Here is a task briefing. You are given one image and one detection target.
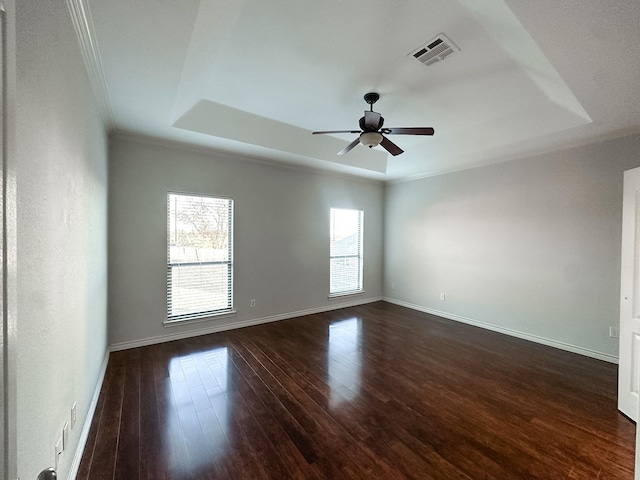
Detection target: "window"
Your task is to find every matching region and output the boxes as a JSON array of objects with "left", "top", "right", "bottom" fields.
[
  {"left": 329, "top": 208, "right": 364, "bottom": 296},
  {"left": 167, "top": 193, "right": 233, "bottom": 321}
]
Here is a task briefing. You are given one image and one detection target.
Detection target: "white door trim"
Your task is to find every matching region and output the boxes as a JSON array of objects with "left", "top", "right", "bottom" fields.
[
  {"left": 1, "top": 0, "right": 17, "bottom": 478},
  {"left": 618, "top": 166, "right": 640, "bottom": 420}
]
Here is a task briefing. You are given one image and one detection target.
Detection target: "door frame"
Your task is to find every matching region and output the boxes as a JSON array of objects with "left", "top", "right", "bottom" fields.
[
  {"left": 1, "top": 0, "right": 17, "bottom": 479},
  {"left": 619, "top": 166, "right": 640, "bottom": 420}
]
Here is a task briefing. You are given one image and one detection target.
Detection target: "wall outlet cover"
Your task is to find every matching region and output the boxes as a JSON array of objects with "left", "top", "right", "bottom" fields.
[
  {"left": 71, "top": 402, "right": 77, "bottom": 429},
  {"left": 63, "top": 422, "right": 69, "bottom": 450}
]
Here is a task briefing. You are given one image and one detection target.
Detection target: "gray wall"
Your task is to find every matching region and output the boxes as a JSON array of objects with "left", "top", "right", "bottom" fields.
[
  {"left": 108, "top": 135, "right": 384, "bottom": 347},
  {"left": 11, "top": 2, "right": 639, "bottom": 477},
  {"left": 384, "top": 134, "right": 640, "bottom": 360},
  {"left": 15, "top": 1, "right": 108, "bottom": 478}
]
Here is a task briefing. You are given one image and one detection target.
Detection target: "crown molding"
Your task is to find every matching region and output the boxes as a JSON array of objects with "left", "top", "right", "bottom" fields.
[
  {"left": 110, "top": 130, "right": 386, "bottom": 186},
  {"left": 65, "top": 0, "right": 116, "bottom": 130},
  {"left": 389, "top": 126, "right": 640, "bottom": 185}
]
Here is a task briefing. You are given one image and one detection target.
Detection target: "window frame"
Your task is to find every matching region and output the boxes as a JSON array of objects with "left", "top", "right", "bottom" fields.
[
  {"left": 329, "top": 207, "right": 364, "bottom": 297},
  {"left": 166, "top": 191, "right": 235, "bottom": 323}
]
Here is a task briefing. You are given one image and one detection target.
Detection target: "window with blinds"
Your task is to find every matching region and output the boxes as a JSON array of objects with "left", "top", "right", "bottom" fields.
[
  {"left": 329, "top": 208, "right": 364, "bottom": 296},
  {"left": 167, "top": 193, "right": 233, "bottom": 321}
]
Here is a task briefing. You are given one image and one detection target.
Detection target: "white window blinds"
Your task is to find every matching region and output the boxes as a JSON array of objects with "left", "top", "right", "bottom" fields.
[
  {"left": 330, "top": 208, "right": 364, "bottom": 295},
  {"left": 167, "top": 193, "right": 233, "bottom": 321}
]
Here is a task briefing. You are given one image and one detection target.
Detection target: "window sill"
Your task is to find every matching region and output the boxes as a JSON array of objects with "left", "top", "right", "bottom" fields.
[
  {"left": 163, "top": 310, "right": 237, "bottom": 328},
  {"left": 328, "top": 290, "right": 365, "bottom": 299}
]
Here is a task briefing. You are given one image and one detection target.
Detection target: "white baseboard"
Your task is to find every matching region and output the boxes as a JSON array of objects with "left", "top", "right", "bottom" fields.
[
  {"left": 68, "top": 349, "right": 110, "bottom": 480},
  {"left": 110, "top": 296, "right": 383, "bottom": 352},
  {"left": 383, "top": 297, "right": 619, "bottom": 364}
]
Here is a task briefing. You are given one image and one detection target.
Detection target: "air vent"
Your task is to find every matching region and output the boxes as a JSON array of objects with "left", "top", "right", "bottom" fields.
[{"left": 410, "top": 33, "right": 459, "bottom": 67}]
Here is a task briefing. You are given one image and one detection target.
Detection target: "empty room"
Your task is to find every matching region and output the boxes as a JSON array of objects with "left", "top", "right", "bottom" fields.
[{"left": 5, "top": 0, "right": 640, "bottom": 479}]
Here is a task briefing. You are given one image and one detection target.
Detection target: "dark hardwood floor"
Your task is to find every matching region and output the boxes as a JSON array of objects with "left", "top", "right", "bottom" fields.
[{"left": 77, "top": 302, "right": 635, "bottom": 479}]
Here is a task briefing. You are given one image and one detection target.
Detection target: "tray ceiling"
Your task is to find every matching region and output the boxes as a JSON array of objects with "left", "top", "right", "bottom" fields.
[{"left": 83, "top": 0, "right": 640, "bottom": 180}]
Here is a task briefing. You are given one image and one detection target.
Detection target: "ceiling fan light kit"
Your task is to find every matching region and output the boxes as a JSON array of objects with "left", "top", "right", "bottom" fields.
[
  {"left": 360, "top": 131, "right": 383, "bottom": 148},
  {"left": 312, "top": 92, "right": 434, "bottom": 156}
]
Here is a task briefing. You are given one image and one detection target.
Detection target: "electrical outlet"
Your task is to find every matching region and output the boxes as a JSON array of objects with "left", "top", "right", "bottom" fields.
[
  {"left": 250, "top": 299, "right": 256, "bottom": 307},
  {"left": 440, "top": 293, "right": 446, "bottom": 301},
  {"left": 391, "top": 282, "right": 396, "bottom": 290},
  {"left": 71, "top": 402, "right": 77, "bottom": 429},
  {"left": 63, "top": 422, "right": 69, "bottom": 450},
  {"left": 609, "top": 326, "right": 620, "bottom": 338}
]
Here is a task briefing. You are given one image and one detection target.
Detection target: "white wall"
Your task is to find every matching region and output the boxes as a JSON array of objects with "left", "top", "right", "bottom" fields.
[
  {"left": 15, "top": 1, "right": 108, "bottom": 479},
  {"left": 108, "top": 135, "right": 384, "bottom": 347},
  {"left": 384, "top": 134, "right": 640, "bottom": 361}
]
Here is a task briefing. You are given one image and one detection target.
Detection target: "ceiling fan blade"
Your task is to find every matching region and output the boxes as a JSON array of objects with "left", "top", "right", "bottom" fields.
[
  {"left": 337, "top": 138, "right": 361, "bottom": 156},
  {"left": 380, "top": 136, "right": 404, "bottom": 156},
  {"left": 313, "top": 130, "right": 361, "bottom": 135},
  {"left": 382, "top": 127, "right": 435, "bottom": 135},
  {"left": 364, "top": 111, "right": 382, "bottom": 130}
]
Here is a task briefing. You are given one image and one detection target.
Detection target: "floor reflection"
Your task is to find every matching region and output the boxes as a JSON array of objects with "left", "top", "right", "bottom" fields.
[
  {"left": 328, "top": 317, "right": 362, "bottom": 407},
  {"left": 165, "top": 346, "right": 230, "bottom": 475}
]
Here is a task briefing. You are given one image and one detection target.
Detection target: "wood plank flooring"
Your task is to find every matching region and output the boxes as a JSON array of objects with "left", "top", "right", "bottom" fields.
[{"left": 77, "top": 302, "right": 635, "bottom": 479}]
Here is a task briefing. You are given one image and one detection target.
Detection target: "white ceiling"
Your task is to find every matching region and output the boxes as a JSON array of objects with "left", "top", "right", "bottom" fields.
[{"left": 84, "top": 0, "right": 640, "bottom": 181}]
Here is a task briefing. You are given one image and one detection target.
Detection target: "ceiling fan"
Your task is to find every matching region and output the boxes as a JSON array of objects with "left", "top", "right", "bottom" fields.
[{"left": 312, "top": 92, "right": 435, "bottom": 156}]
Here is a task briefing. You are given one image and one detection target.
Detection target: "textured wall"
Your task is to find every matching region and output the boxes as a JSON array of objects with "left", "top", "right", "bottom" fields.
[
  {"left": 108, "top": 135, "right": 384, "bottom": 346},
  {"left": 15, "top": 1, "right": 108, "bottom": 478},
  {"left": 384, "top": 134, "right": 640, "bottom": 360}
]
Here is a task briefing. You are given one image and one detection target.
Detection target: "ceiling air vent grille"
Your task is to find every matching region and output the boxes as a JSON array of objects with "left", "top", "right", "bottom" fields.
[{"left": 410, "top": 33, "right": 459, "bottom": 67}]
